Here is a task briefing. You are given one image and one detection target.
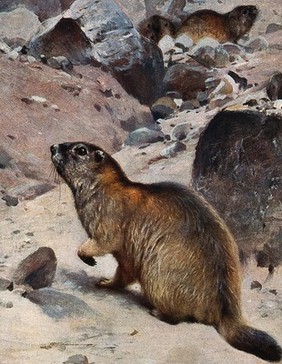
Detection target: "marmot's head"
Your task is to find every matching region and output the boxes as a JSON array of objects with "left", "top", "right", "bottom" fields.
[{"left": 228, "top": 5, "right": 258, "bottom": 42}]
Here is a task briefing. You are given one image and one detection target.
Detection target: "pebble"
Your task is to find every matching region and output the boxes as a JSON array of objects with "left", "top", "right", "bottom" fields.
[
  {"left": 171, "top": 122, "right": 192, "bottom": 141},
  {"left": 0, "top": 277, "right": 13, "bottom": 291},
  {"left": 160, "top": 142, "right": 186, "bottom": 158},
  {"left": 63, "top": 354, "right": 89, "bottom": 364},
  {"left": 124, "top": 127, "right": 165, "bottom": 146}
]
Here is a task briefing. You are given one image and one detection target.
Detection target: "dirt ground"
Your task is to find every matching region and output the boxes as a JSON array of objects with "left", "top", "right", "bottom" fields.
[{"left": 0, "top": 176, "right": 281, "bottom": 364}]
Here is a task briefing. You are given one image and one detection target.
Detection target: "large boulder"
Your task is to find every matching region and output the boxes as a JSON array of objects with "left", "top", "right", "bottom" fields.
[
  {"left": 28, "top": 0, "right": 165, "bottom": 105},
  {"left": 192, "top": 110, "right": 282, "bottom": 265}
]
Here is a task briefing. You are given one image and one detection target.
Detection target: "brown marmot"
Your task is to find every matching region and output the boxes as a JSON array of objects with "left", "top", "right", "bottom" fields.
[
  {"left": 139, "top": 5, "right": 258, "bottom": 44},
  {"left": 51, "top": 142, "right": 282, "bottom": 362}
]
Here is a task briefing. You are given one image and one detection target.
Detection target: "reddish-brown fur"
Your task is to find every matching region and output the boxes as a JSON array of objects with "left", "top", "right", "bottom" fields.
[
  {"left": 138, "top": 5, "right": 258, "bottom": 44},
  {"left": 51, "top": 142, "right": 282, "bottom": 362}
]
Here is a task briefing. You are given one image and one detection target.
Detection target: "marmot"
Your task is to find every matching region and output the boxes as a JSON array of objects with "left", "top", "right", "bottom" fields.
[
  {"left": 139, "top": 5, "right": 258, "bottom": 44},
  {"left": 51, "top": 142, "right": 282, "bottom": 362}
]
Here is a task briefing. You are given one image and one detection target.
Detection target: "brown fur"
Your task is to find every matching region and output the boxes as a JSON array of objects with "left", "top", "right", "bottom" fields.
[
  {"left": 51, "top": 142, "right": 282, "bottom": 362},
  {"left": 138, "top": 14, "right": 176, "bottom": 43},
  {"left": 139, "top": 6, "right": 258, "bottom": 44}
]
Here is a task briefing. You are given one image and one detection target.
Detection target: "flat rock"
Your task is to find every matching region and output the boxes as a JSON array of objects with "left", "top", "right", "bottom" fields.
[{"left": 124, "top": 127, "right": 165, "bottom": 146}]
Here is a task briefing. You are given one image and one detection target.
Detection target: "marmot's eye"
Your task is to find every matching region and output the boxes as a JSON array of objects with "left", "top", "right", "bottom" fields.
[
  {"left": 242, "top": 9, "right": 248, "bottom": 15},
  {"left": 74, "top": 146, "right": 88, "bottom": 156}
]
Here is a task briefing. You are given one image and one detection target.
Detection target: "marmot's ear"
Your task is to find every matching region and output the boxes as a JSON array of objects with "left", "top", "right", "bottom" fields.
[{"left": 94, "top": 149, "right": 105, "bottom": 163}]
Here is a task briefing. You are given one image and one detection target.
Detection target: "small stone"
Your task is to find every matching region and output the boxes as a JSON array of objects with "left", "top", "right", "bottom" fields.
[
  {"left": 266, "top": 23, "right": 282, "bottom": 34},
  {"left": 189, "top": 37, "right": 229, "bottom": 68},
  {"left": 269, "top": 289, "right": 278, "bottom": 296},
  {"left": 179, "top": 99, "right": 200, "bottom": 111},
  {"left": 171, "top": 122, "right": 192, "bottom": 141},
  {"left": 0, "top": 40, "right": 11, "bottom": 54},
  {"left": 160, "top": 142, "right": 186, "bottom": 158},
  {"left": 27, "top": 55, "right": 36, "bottom": 64},
  {"left": 124, "top": 128, "right": 165, "bottom": 146},
  {"left": 0, "top": 300, "right": 13, "bottom": 309},
  {"left": 7, "top": 50, "right": 19, "bottom": 61},
  {"left": 63, "top": 354, "right": 88, "bottom": 364},
  {"left": 2, "top": 194, "right": 19, "bottom": 207},
  {"left": 244, "top": 36, "right": 268, "bottom": 52},
  {"left": 174, "top": 34, "right": 193, "bottom": 51},
  {"left": 266, "top": 72, "right": 282, "bottom": 101},
  {"left": 13, "top": 247, "right": 57, "bottom": 289},
  {"left": 31, "top": 95, "right": 48, "bottom": 104},
  {"left": 158, "top": 35, "right": 175, "bottom": 54},
  {"left": 250, "top": 280, "right": 262, "bottom": 291},
  {"left": 0, "top": 277, "right": 13, "bottom": 291},
  {"left": 274, "top": 100, "right": 282, "bottom": 109}
]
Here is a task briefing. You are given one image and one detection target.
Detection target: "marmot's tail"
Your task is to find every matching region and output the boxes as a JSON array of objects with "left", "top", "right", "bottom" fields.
[{"left": 219, "top": 319, "right": 282, "bottom": 362}]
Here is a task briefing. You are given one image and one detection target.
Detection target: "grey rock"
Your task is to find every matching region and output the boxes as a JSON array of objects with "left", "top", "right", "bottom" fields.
[
  {"left": 171, "top": 122, "right": 192, "bottom": 141},
  {"left": 13, "top": 247, "right": 57, "bottom": 289},
  {"left": 0, "top": 40, "right": 11, "bottom": 54},
  {"left": 7, "top": 50, "right": 19, "bottom": 61},
  {"left": 124, "top": 127, "right": 165, "bottom": 146},
  {"left": 0, "top": 8, "right": 41, "bottom": 47},
  {"left": 2, "top": 194, "right": 19, "bottom": 207},
  {"left": 26, "top": 288, "right": 94, "bottom": 319},
  {"left": 29, "top": 0, "right": 164, "bottom": 105},
  {"left": 160, "top": 142, "right": 186, "bottom": 158},
  {"left": 266, "top": 23, "right": 282, "bottom": 34},
  {"left": 6, "top": 181, "right": 53, "bottom": 201},
  {"left": 189, "top": 38, "right": 229, "bottom": 68},
  {"left": 179, "top": 99, "right": 200, "bottom": 111},
  {"left": 63, "top": 354, "right": 89, "bottom": 364},
  {"left": 244, "top": 36, "right": 269, "bottom": 52}
]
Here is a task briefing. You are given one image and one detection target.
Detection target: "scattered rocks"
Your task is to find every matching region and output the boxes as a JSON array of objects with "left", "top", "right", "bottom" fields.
[
  {"left": 266, "top": 23, "right": 282, "bottom": 34},
  {"left": 171, "top": 122, "right": 192, "bottom": 141},
  {"left": 13, "top": 247, "right": 57, "bottom": 289},
  {"left": 124, "top": 127, "right": 165, "bottom": 146},
  {"left": 266, "top": 72, "right": 282, "bottom": 101},
  {"left": 174, "top": 34, "right": 193, "bottom": 51}
]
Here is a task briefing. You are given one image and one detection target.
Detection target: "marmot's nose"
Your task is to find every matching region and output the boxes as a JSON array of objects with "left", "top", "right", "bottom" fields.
[{"left": 50, "top": 144, "right": 59, "bottom": 156}]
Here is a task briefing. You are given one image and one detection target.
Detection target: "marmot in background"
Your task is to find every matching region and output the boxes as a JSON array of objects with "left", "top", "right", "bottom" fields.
[
  {"left": 138, "top": 5, "right": 258, "bottom": 44},
  {"left": 138, "top": 14, "right": 176, "bottom": 43},
  {"left": 51, "top": 142, "right": 282, "bottom": 362}
]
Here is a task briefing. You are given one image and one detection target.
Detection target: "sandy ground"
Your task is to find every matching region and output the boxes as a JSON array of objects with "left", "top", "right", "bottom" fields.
[{"left": 0, "top": 174, "right": 281, "bottom": 364}]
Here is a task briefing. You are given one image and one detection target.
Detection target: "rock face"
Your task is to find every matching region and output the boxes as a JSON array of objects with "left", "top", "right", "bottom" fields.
[
  {"left": 28, "top": 0, "right": 165, "bottom": 105},
  {"left": 192, "top": 110, "right": 282, "bottom": 265}
]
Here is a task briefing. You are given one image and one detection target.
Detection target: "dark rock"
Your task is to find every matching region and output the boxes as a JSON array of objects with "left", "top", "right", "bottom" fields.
[
  {"left": 266, "top": 23, "right": 282, "bottom": 34},
  {"left": 13, "top": 247, "right": 57, "bottom": 289},
  {"left": 124, "top": 127, "right": 165, "bottom": 146},
  {"left": 151, "top": 97, "right": 177, "bottom": 120},
  {"left": 29, "top": 0, "right": 165, "bottom": 105},
  {"left": 266, "top": 72, "right": 282, "bottom": 101},
  {"left": 228, "top": 71, "right": 248, "bottom": 91},
  {"left": 0, "top": 277, "right": 13, "bottom": 291},
  {"left": 163, "top": 64, "right": 208, "bottom": 101},
  {"left": 192, "top": 110, "right": 282, "bottom": 264},
  {"left": 26, "top": 288, "right": 94, "bottom": 319},
  {"left": 179, "top": 99, "right": 200, "bottom": 111},
  {"left": 250, "top": 281, "right": 262, "bottom": 291},
  {"left": 2, "top": 194, "right": 19, "bottom": 207},
  {"left": 63, "top": 354, "right": 89, "bottom": 364}
]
